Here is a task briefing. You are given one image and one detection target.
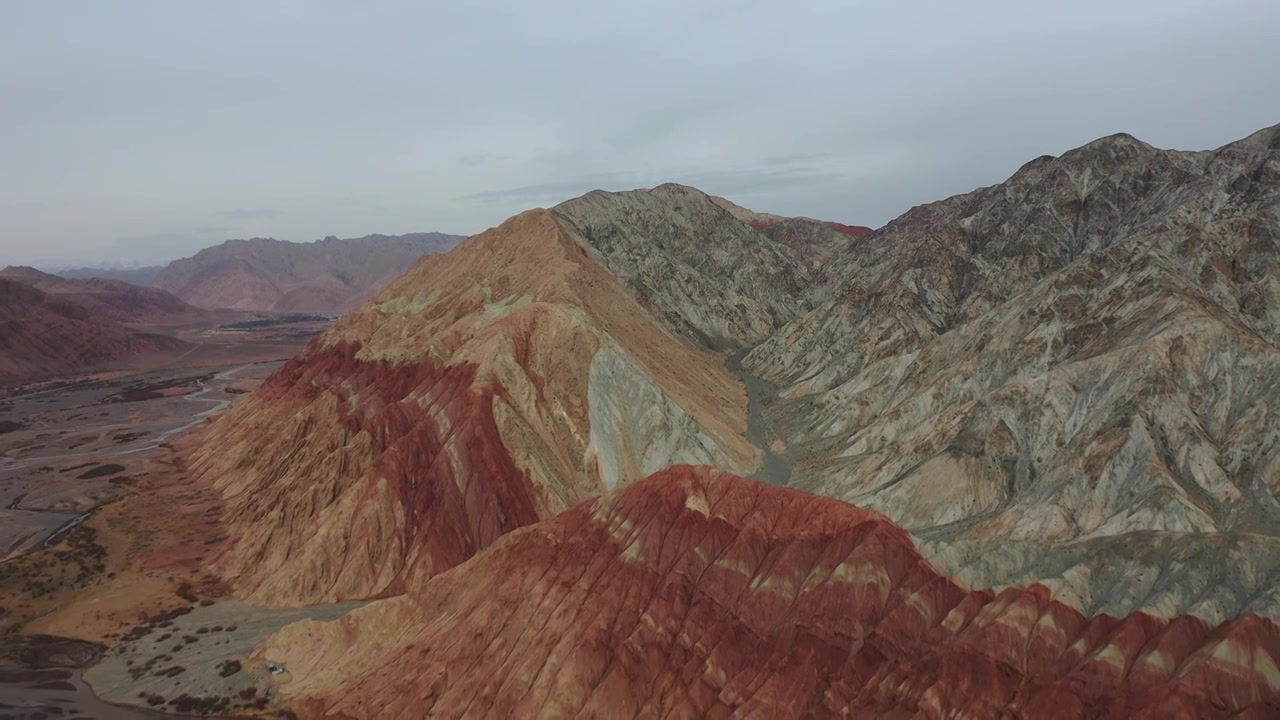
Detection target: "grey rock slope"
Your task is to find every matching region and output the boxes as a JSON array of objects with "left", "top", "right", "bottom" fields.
[
  {"left": 746, "top": 124, "right": 1280, "bottom": 621},
  {"left": 552, "top": 184, "right": 812, "bottom": 349}
]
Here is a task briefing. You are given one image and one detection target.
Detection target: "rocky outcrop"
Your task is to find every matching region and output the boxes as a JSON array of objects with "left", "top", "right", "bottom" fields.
[
  {"left": 256, "top": 466, "right": 1280, "bottom": 719},
  {"left": 746, "top": 124, "right": 1280, "bottom": 620},
  {"left": 553, "top": 184, "right": 810, "bottom": 348},
  {"left": 0, "top": 277, "right": 187, "bottom": 386},
  {"left": 151, "top": 233, "right": 463, "bottom": 312},
  {"left": 190, "top": 210, "right": 758, "bottom": 605}
]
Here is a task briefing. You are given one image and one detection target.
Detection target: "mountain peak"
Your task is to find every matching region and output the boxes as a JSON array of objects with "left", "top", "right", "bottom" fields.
[
  {"left": 553, "top": 185, "right": 809, "bottom": 347},
  {"left": 0, "top": 265, "right": 56, "bottom": 283}
]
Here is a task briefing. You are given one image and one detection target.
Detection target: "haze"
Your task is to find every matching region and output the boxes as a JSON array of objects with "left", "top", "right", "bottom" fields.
[{"left": 2, "top": 0, "right": 1278, "bottom": 267}]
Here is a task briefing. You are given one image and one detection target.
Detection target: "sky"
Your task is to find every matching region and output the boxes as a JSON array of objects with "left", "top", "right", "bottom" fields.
[{"left": 2, "top": 1, "right": 1279, "bottom": 268}]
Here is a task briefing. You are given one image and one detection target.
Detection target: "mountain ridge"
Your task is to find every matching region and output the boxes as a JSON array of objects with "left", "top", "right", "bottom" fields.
[
  {"left": 0, "top": 265, "right": 214, "bottom": 330},
  {"left": 0, "top": 276, "right": 189, "bottom": 385},
  {"left": 186, "top": 207, "right": 761, "bottom": 605},
  {"left": 150, "top": 232, "right": 464, "bottom": 313}
]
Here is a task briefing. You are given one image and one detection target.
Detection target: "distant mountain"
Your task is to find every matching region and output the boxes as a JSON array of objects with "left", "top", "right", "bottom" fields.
[
  {"left": 710, "top": 194, "right": 873, "bottom": 237},
  {"left": 57, "top": 265, "right": 164, "bottom": 286},
  {"left": 150, "top": 232, "right": 464, "bottom": 312},
  {"left": 0, "top": 277, "right": 187, "bottom": 386},
  {"left": 0, "top": 266, "right": 213, "bottom": 330}
]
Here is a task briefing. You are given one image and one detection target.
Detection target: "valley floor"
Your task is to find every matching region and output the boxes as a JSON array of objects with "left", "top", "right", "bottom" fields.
[{"left": 0, "top": 331, "right": 326, "bottom": 716}]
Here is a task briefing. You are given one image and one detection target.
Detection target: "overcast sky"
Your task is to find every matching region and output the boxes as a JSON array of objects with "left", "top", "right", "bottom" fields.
[{"left": 2, "top": 1, "right": 1278, "bottom": 267}]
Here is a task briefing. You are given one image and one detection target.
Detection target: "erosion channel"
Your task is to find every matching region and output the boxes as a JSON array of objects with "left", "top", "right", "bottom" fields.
[{"left": 727, "top": 348, "right": 792, "bottom": 486}]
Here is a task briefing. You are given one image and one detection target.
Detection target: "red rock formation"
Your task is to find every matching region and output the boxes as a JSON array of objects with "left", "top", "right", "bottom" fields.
[
  {"left": 219, "top": 341, "right": 544, "bottom": 601},
  {"left": 192, "top": 209, "right": 757, "bottom": 605},
  {"left": 821, "top": 220, "right": 874, "bottom": 237},
  {"left": 260, "top": 466, "right": 1280, "bottom": 718}
]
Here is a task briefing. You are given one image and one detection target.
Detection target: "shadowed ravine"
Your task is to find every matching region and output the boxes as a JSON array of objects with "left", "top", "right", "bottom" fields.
[{"left": 727, "top": 348, "right": 792, "bottom": 485}]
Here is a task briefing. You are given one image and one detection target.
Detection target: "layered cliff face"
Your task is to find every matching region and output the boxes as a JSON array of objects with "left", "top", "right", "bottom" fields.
[
  {"left": 747, "top": 125, "right": 1280, "bottom": 620},
  {"left": 151, "top": 232, "right": 463, "bottom": 312},
  {"left": 256, "top": 466, "right": 1280, "bottom": 719},
  {"left": 0, "top": 277, "right": 187, "bottom": 386},
  {"left": 190, "top": 208, "right": 759, "bottom": 605}
]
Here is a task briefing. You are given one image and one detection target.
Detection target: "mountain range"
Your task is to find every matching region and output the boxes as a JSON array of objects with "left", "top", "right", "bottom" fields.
[
  {"left": 51, "top": 232, "right": 464, "bottom": 314},
  {"left": 14, "top": 123, "right": 1280, "bottom": 716},
  {"left": 170, "top": 125, "right": 1280, "bottom": 714},
  {"left": 0, "top": 275, "right": 190, "bottom": 386},
  {"left": 0, "top": 266, "right": 214, "bottom": 330},
  {"left": 149, "top": 233, "right": 463, "bottom": 313},
  {"left": 58, "top": 265, "right": 164, "bottom": 287}
]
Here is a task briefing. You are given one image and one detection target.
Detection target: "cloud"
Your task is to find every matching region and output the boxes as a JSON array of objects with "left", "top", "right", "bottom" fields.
[
  {"left": 192, "top": 224, "right": 234, "bottom": 235},
  {"left": 219, "top": 208, "right": 283, "bottom": 221},
  {"left": 3, "top": 1, "right": 1278, "bottom": 266},
  {"left": 762, "top": 153, "right": 826, "bottom": 166},
  {"left": 461, "top": 164, "right": 844, "bottom": 205},
  {"left": 109, "top": 231, "right": 217, "bottom": 262},
  {"left": 457, "top": 153, "right": 512, "bottom": 167}
]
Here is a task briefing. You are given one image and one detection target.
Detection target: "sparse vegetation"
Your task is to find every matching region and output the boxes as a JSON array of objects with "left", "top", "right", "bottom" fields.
[
  {"left": 0, "top": 524, "right": 108, "bottom": 628},
  {"left": 76, "top": 463, "right": 126, "bottom": 479},
  {"left": 220, "top": 314, "right": 330, "bottom": 330},
  {"left": 175, "top": 581, "right": 199, "bottom": 603}
]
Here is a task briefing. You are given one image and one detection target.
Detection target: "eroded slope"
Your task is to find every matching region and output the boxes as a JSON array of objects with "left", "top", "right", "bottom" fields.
[
  {"left": 747, "top": 125, "right": 1280, "bottom": 620},
  {"left": 189, "top": 209, "right": 758, "bottom": 606},
  {"left": 256, "top": 466, "right": 1280, "bottom": 719}
]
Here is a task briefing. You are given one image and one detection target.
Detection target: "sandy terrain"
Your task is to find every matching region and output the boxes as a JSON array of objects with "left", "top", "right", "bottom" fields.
[{"left": 0, "top": 326, "right": 330, "bottom": 715}]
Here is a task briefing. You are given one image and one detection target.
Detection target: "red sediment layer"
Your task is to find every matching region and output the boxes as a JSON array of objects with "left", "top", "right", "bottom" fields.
[
  {"left": 821, "top": 220, "right": 874, "bottom": 237},
  {"left": 298, "top": 465, "right": 1280, "bottom": 718},
  {"left": 217, "top": 342, "right": 543, "bottom": 598}
]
